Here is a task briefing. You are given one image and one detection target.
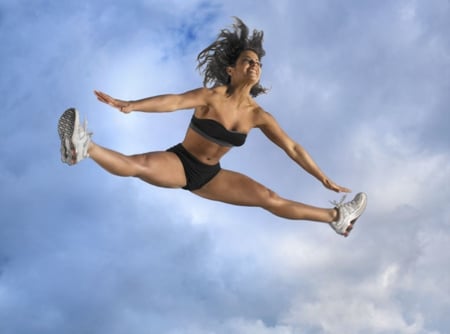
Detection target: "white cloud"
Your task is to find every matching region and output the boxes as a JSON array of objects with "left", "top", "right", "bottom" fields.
[
  {"left": 350, "top": 126, "right": 450, "bottom": 213},
  {"left": 284, "top": 294, "right": 427, "bottom": 334}
]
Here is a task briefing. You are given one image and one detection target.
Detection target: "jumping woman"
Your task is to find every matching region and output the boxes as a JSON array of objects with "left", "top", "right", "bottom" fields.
[{"left": 58, "top": 18, "right": 367, "bottom": 237}]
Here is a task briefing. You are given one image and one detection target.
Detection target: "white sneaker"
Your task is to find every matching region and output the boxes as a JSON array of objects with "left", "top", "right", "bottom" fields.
[
  {"left": 58, "top": 108, "right": 92, "bottom": 165},
  {"left": 330, "top": 192, "right": 367, "bottom": 236}
]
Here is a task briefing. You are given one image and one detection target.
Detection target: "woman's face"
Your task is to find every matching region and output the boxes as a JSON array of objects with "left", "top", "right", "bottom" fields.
[{"left": 228, "top": 50, "right": 262, "bottom": 85}]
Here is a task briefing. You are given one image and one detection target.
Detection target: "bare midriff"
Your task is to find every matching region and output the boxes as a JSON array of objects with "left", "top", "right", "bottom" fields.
[{"left": 181, "top": 128, "right": 232, "bottom": 165}]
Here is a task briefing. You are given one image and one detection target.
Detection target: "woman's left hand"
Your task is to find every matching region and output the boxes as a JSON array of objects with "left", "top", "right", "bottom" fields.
[{"left": 322, "top": 178, "right": 351, "bottom": 193}]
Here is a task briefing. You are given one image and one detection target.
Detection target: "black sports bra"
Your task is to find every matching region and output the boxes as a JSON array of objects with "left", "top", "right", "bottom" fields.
[{"left": 189, "top": 115, "right": 247, "bottom": 147}]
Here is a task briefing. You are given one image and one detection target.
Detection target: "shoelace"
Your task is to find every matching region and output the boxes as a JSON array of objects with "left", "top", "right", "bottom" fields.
[
  {"left": 330, "top": 195, "right": 347, "bottom": 208},
  {"left": 81, "top": 119, "right": 93, "bottom": 138},
  {"left": 78, "top": 119, "right": 93, "bottom": 158}
]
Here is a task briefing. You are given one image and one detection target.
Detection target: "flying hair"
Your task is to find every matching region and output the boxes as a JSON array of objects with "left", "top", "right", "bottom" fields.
[{"left": 197, "top": 17, "right": 267, "bottom": 97}]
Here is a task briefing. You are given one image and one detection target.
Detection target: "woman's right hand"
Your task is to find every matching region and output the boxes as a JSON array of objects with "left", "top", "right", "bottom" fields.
[{"left": 94, "top": 90, "right": 133, "bottom": 113}]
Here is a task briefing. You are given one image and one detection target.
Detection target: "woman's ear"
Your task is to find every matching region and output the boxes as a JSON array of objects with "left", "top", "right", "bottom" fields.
[{"left": 226, "top": 66, "right": 233, "bottom": 77}]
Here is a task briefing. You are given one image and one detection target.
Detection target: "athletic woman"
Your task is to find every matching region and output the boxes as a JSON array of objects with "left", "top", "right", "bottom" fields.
[{"left": 58, "top": 18, "right": 367, "bottom": 236}]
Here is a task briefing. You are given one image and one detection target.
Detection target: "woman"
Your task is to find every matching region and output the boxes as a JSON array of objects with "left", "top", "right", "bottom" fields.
[{"left": 58, "top": 18, "right": 367, "bottom": 237}]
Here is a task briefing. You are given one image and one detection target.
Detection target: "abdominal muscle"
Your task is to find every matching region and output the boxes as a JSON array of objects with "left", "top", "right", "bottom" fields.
[{"left": 181, "top": 128, "right": 232, "bottom": 165}]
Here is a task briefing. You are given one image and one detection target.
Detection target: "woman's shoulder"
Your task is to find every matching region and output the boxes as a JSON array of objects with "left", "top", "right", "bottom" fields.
[
  {"left": 250, "top": 102, "right": 267, "bottom": 116},
  {"left": 186, "top": 87, "right": 220, "bottom": 105},
  {"left": 250, "top": 106, "right": 277, "bottom": 128},
  {"left": 194, "top": 86, "right": 225, "bottom": 99},
  {"left": 209, "top": 85, "right": 228, "bottom": 95}
]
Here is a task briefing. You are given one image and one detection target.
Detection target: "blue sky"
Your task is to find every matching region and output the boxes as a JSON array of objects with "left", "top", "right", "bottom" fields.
[{"left": 1, "top": 0, "right": 449, "bottom": 333}]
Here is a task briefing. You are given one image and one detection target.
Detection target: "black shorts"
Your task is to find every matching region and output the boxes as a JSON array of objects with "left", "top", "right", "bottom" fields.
[{"left": 166, "top": 143, "right": 221, "bottom": 191}]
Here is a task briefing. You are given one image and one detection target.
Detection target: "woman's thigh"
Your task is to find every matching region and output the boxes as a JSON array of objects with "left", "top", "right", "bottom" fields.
[
  {"left": 192, "top": 169, "right": 277, "bottom": 207},
  {"left": 131, "top": 151, "right": 187, "bottom": 188}
]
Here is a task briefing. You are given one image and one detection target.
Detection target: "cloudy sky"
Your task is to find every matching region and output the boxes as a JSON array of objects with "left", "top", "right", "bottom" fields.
[{"left": 1, "top": 0, "right": 449, "bottom": 333}]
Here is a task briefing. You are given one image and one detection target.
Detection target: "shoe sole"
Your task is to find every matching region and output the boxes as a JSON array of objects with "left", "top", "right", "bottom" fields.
[{"left": 58, "top": 108, "right": 79, "bottom": 165}]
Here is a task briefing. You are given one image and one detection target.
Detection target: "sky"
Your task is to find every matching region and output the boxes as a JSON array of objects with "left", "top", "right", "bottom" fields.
[{"left": 0, "top": 0, "right": 449, "bottom": 333}]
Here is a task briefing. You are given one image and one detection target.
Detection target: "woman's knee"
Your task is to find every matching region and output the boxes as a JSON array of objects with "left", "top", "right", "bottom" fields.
[{"left": 259, "top": 187, "right": 283, "bottom": 209}]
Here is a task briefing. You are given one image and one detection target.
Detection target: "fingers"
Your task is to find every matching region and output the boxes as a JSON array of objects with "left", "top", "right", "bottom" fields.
[
  {"left": 332, "top": 182, "right": 351, "bottom": 193},
  {"left": 323, "top": 178, "right": 351, "bottom": 193},
  {"left": 94, "top": 90, "right": 124, "bottom": 110},
  {"left": 94, "top": 90, "right": 115, "bottom": 104},
  {"left": 328, "top": 182, "right": 351, "bottom": 193},
  {"left": 94, "top": 90, "right": 109, "bottom": 98},
  {"left": 94, "top": 90, "right": 106, "bottom": 99},
  {"left": 339, "top": 186, "right": 352, "bottom": 193},
  {"left": 94, "top": 90, "right": 110, "bottom": 104}
]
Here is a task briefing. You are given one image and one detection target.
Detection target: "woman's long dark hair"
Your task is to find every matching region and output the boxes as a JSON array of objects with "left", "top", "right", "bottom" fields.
[{"left": 197, "top": 17, "right": 267, "bottom": 97}]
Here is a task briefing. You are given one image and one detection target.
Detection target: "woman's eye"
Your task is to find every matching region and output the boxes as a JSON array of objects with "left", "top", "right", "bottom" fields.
[{"left": 246, "top": 59, "right": 261, "bottom": 67}]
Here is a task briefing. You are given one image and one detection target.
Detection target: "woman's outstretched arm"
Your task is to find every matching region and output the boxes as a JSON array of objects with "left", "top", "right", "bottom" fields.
[{"left": 94, "top": 88, "right": 210, "bottom": 114}]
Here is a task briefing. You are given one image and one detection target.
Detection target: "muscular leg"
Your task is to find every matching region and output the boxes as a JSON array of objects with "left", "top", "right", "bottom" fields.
[
  {"left": 87, "top": 142, "right": 187, "bottom": 188},
  {"left": 86, "top": 143, "right": 338, "bottom": 223},
  {"left": 193, "top": 169, "right": 338, "bottom": 223}
]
